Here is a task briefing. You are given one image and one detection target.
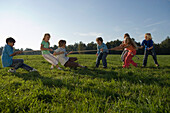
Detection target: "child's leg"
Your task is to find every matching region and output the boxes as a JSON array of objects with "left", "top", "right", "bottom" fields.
[
  {"left": 123, "top": 51, "right": 128, "bottom": 65},
  {"left": 64, "top": 61, "right": 79, "bottom": 68},
  {"left": 102, "top": 53, "right": 107, "bottom": 68},
  {"left": 42, "top": 54, "right": 59, "bottom": 67},
  {"left": 20, "top": 63, "right": 34, "bottom": 71},
  {"left": 129, "top": 51, "right": 137, "bottom": 67},
  {"left": 11, "top": 59, "right": 24, "bottom": 70},
  {"left": 143, "top": 50, "right": 149, "bottom": 66},
  {"left": 151, "top": 49, "right": 159, "bottom": 65},
  {"left": 123, "top": 52, "right": 132, "bottom": 68},
  {"left": 69, "top": 57, "right": 78, "bottom": 62},
  {"left": 96, "top": 53, "right": 103, "bottom": 67}
]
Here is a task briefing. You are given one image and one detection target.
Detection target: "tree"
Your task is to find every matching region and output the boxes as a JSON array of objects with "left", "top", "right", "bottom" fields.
[{"left": 78, "top": 41, "right": 86, "bottom": 54}]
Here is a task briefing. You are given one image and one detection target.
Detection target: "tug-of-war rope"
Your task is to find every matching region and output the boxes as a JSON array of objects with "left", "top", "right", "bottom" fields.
[{"left": 22, "top": 49, "right": 140, "bottom": 60}]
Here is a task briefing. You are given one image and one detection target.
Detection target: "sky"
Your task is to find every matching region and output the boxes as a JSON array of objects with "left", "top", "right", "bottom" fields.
[{"left": 0, "top": 0, "right": 170, "bottom": 50}]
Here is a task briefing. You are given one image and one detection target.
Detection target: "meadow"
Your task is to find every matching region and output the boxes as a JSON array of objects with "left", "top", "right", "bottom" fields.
[{"left": 0, "top": 54, "right": 169, "bottom": 113}]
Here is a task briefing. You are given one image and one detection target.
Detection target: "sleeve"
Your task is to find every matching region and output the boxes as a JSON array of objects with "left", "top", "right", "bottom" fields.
[
  {"left": 150, "top": 40, "right": 153, "bottom": 47},
  {"left": 54, "top": 48, "right": 60, "bottom": 53},
  {"left": 6, "top": 46, "right": 13, "bottom": 56},
  {"left": 103, "top": 44, "right": 108, "bottom": 50},
  {"left": 97, "top": 45, "right": 100, "bottom": 54},
  {"left": 41, "top": 41, "right": 44, "bottom": 45},
  {"left": 141, "top": 40, "right": 145, "bottom": 46}
]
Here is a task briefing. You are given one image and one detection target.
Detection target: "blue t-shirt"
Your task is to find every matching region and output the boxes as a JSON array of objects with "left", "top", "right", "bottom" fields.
[
  {"left": 141, "top": 39, "right": 154, "bottom": 50},
  {"left": 97, "top": 43, "right": 108, "bottom": 54},
  {"left": 1, "top": 44, "right": 14, "bottom": 67}
]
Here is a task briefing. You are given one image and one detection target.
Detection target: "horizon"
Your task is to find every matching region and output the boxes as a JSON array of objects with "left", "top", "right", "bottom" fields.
[{"left": 0, "top": 0, "right": 170, "bottom": 50}]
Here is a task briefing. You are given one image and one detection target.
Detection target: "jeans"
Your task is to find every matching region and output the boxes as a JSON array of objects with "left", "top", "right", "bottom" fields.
[
  {"left": 10, "top": 59, "right": 33, "bottom": 71},
  {"left": 143, "top": 49, "right": 158, "bottom": 66},
  {"left": 96, "top": 52, "right": 108, "bottom": 68}
]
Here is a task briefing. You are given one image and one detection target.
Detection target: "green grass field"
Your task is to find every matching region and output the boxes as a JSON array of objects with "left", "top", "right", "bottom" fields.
[{"left": 0, "top": 55, "right": 169, "bottom": 113}]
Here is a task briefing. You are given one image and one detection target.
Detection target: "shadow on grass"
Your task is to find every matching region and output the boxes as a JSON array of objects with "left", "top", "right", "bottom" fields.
[
  {"left": 71, "top": 67, "right": 169, "bottom": 87},
  {"left": 12, "top": 72, "right": 64, "bottom": 88}
]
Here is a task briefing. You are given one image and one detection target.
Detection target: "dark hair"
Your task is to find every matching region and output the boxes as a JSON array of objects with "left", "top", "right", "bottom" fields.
[
  {"left": 124, "top": 33, "right": 130, "bottom": 38},
  {"left": 58, "top": 40, "right": 66, "bottom": 47},
  {"left": 96, "top": 37, "right": 103, "bottom": 43},
  {"left": 6, "top": 37, "right": 16, "bottom": 44},
  {"left": 43, "top": 33, "right": 51, "bottom": 44}
]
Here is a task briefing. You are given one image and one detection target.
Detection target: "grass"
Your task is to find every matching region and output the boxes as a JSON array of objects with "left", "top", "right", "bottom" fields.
[{"left": 0, "top": 54, "right": 169, "bottom": 112}]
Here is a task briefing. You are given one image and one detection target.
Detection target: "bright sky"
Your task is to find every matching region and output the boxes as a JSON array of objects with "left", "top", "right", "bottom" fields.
[{"left": 0, "top": 0, "right": 170, "bottom": 50}]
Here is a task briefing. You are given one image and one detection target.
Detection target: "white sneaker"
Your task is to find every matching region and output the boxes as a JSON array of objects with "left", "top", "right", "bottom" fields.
[
  {"left": 50, "top": 65, "right": 54, "bottom": 70},
  {"left": 57, "top": 67, "right": 63, "bottom": 70},
  {"left": 29, "top": 68, "right": 37, "bottom": 72},
  {"left": 8, "top": 69, "right": 16, "bottom": 73}
]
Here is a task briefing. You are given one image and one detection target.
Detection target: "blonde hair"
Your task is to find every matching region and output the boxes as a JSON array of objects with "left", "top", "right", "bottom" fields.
[
  {"left": 125, "top": 37, "right": 138, "bottom": 50},
  {"left": 145, "top": 33, "right": 152, "bottom": 40}
]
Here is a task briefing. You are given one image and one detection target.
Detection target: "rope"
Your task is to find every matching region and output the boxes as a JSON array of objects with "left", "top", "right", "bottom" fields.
[{"left": 21, "top": 49, "right": 139, "bottom": 60}]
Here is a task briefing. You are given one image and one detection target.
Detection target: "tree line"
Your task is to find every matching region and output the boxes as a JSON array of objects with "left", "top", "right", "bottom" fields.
[{"left": 0, "top": 36, "right": 170, "bottom": 55}]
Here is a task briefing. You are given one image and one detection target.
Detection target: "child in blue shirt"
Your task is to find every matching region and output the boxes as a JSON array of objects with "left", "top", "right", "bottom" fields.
[
  {"left": 96, "top": 37, "right": 109, "bottom": 68},
  {"left": 1, "top": 37, "right": 36, "bottom": 73},
  {"left": 139, "top": 33, "right": 159, "bottom": 67}
]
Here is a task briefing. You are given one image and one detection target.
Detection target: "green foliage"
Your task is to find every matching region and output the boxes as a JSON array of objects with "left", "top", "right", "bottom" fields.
[{"left": 0, "top": 55, "right": 169, "bottom": 112}]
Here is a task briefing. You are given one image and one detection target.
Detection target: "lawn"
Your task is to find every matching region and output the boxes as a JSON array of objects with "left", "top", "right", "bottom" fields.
[{"left": 0, "top": 55, "right": 169, "bottom": 112}]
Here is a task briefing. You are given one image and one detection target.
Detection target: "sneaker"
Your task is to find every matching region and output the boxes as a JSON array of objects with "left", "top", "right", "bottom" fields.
[
  {"left": 50, "top": 65, "right": 54, "bottom": 70},
  {"left": 30, "top": 68, "right": 37, "bottom": 72},
  {"left": 155, "top": 64, "right": 159, "bottom": 67},
  {"left": 82, "top": 66, "right": 87, "bottom": 68},
  {"left": 57, "top": 67, "right": 63, "bottom": 70},
  {"left": 103, "top": 66, "right": 107, "bottom": 69},
  {"left": 142, "top": 65, "right": 146, "bottom": 68},
  {"left": 8, "top": 69, "right": 16, "bottom": 73}
]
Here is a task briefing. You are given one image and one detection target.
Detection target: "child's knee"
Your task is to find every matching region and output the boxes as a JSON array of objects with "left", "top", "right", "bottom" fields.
[{"left": 19, "top": 59, "right": 24, "bottom": 63}]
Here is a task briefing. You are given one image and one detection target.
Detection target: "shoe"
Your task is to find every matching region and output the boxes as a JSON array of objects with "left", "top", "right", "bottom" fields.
[
  {"left": 155, "top": 64, "right": 159, "bottom": 67},
  {"left": 142, "top": 65, "right": 146, "bottom": 68},
  {"left": 103, "top": 66, "right": 107, "bottom": 69},
  {"left": 50, "top": 65, "right": 54, "bottom": 70},
  {"left": 82, "top": 66, "right": 87, "bottom": 68},
  {"left": 30, "top": 68, "right": 37, "bottom": 72},
  {"left": 8, "top": 69, "right": 16, "bottom": 73},
  {"left": 57, "top": 67, "right": 63, "bottom": 70},
  {"left": 135, "top": 64, "right": 138, "bottom": 67}
]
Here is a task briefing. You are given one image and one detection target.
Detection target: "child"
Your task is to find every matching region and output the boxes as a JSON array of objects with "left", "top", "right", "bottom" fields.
[
  {"left": 96, "top": 37, "right": 109, "bottom": 68},
  {"left": 121, "top": 34, "right": 129, "bottom": 63},
  {"left": 53, "top": 40, "right": 86, "bottom": 69},
  {"left": 1, "top": 37, "right": 37, "bottom": 73},
  {"left": 40, "top": 33, "right": 62, "bottom": 70},
  {"left": 111, "top": 34, "right": 138, "bottom": 68},
  {"left": 139, "top": 33, "right": 159, "bottom": 67}
]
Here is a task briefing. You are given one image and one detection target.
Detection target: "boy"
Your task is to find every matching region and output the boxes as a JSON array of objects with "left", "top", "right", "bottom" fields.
[
  {"left": 96, "top": 37, "right": 108, "bottom": 68},
  {"left": 53, "top": 40, "right": 86, "bottom": 69},
  {"left": 1, "top": 37, "right": 37, "bottom": 73}
]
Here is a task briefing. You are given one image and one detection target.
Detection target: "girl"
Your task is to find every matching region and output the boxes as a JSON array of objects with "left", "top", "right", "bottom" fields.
[
  {"left": 40, "top": 33, "right": 62, "bottom": 70},
  {"left": 53, "top": 40, "right": 86, "bottom": 69},
  {"left": 121, "top": 33, "right": 129, "bottom": 63},
  {"left": 139, "top": 33, "right": 159, "bottom": 67},
  {"left": 111, "top": 33, "right": 138, "bottom": 68}
]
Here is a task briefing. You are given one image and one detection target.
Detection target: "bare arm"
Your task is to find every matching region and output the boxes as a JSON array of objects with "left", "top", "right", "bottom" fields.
[
  {"left": 53, "top": 51, "right": 64, "bottom": 55},
  {"left": 147, "top": 46, "right": 153, "bottom": 50},
  {"left": 111, "top": 46, "right": 124, "bottom": 51},
  {"left": 139, "top": 46, "right": 144, "bottom": 49},
  {"left": 40, "top": 44, "right": 53, "bottom": 51},
  {"left": 10, "top": 51, "right": 22, "bottom": 56},
  {"left": 66, "top": 51, "right": 73, "bottom": 56}
]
